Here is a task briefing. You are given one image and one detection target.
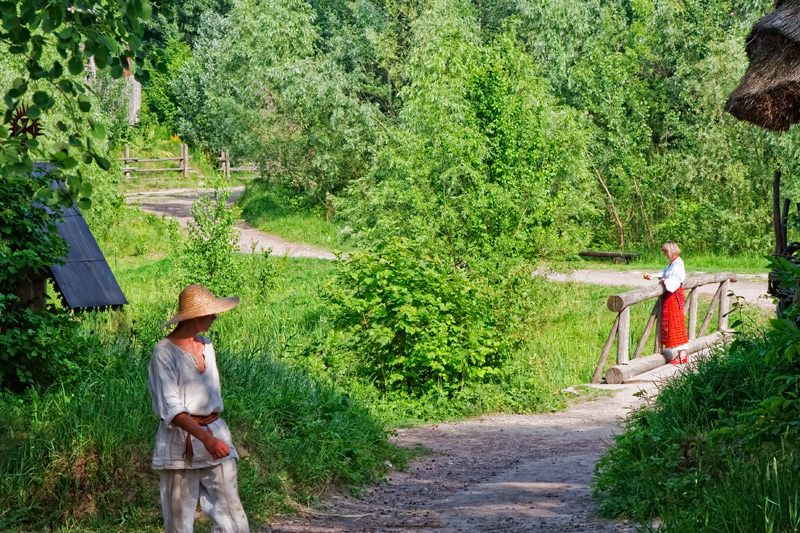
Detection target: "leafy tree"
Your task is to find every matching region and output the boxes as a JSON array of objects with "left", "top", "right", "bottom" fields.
[{"left": 0, "top": 0, "right": 156, "bottom": 388}]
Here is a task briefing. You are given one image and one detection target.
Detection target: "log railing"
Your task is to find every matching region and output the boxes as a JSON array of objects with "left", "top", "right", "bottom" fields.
[
  {"left": 120, "top": 143, "right": 190, "bottom": 179},
  {"left": 592, "top": 272, "right": 738, "bottom": 384},
  {"left": 218, "top": 150, "right": 258, "bottom": 180}
]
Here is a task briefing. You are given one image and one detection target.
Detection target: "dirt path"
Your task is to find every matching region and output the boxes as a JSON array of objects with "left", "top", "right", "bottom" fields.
[
  {"left": 125, "top": 186, "right": 336, "bottom": 259},
  {"left": 125, "top": 186, "right": 772, "bottom": 310},
  {"left": 266, "top": 367, "right": 686, "bottom": 533},
  {"left": 546, "top": 269, "right": 772, "bottom": 310},
  {"left": 128, "top": 187, "right": 770, "bottom": 531}
]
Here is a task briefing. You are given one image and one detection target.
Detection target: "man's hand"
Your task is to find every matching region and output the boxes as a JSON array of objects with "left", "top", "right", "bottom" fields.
[{"left": 201, "top": 436, "right": 230, "bottom": 459}]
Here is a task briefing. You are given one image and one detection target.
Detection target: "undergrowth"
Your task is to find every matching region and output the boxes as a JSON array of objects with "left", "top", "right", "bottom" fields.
[{"left": 594, "top": 330, "right": 800, "bottom": 532}]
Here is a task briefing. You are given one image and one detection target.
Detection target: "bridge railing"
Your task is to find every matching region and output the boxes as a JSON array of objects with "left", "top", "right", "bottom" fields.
[{"left": 591, "top": 272, "right": 738, "bottom": 384}]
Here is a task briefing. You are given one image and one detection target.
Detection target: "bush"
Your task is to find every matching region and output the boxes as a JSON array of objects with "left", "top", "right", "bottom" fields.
[
  {"left": 323, "top": 238, "right": 508, "bottom": 396},
  {"left": 178, "top": 185, "right": 243, "bottom": 295}
]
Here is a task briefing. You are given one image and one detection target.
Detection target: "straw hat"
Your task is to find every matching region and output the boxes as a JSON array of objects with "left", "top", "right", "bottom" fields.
[{"left": 161, "top": 284, "right": 240, "bottom": 327}]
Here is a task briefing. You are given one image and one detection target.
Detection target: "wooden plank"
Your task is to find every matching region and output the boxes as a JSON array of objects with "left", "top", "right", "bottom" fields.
[
  {"left": 132, "top": 156, "right": 184, "bottom": 163},
  {"left": 687, "top": 287, "right": 698, "bottom": 340},
  {"left": 606, "top": 332, "right": 727, "bottom": 384},
  {"left": 607, "top": 273, "right": 738, "bottom": 312},
  {"left": 698, "top": 283, "right": 723, "bottom": 338},
  {"left": 579, "top": 250, "right": 640, "bottom": 260},
  {"left": 718, "top": 279, "right": 730, "bottom": 331},
  {"left": 591, "top": 314, "right": 620, "bottom": 384},
  {"left": 129, "top": 167, "right": 183, "bottom": 173}
]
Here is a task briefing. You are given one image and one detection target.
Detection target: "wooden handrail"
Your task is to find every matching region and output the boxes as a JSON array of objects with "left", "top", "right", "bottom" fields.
[
  {"left": 593, "top": 272, "right": 738, "bottom": 384},
  {"left": 607, "top": 272, "right": 737, "bottom": 312}
]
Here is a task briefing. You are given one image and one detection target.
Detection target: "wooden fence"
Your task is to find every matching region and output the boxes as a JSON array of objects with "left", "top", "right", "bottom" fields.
[
  {"left": 592, "top": 272, "right": 738, "bottom": 384},
  {"left": 120, "top": 143, "right": 190, "bottom": 179},
  {"left": 218, "top": 150, "right": 258, "bottom": 179}
]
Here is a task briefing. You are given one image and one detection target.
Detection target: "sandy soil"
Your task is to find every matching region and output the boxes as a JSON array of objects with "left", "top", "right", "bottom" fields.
[{"left": 264, "top": 368, "right": 686, "bottom": 533}]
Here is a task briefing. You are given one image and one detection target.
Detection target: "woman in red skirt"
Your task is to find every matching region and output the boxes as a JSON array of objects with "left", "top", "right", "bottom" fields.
[{"left": 644, "top": 241, "right": 689, "bottom": 364}]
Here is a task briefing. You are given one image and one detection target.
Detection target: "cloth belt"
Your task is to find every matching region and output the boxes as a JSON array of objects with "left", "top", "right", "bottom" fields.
[{"left": 184, "top": 413, "right": 220, "bottom": 464}]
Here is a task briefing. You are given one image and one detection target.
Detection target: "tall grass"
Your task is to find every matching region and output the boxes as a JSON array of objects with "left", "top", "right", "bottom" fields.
[{"left": 594, "top": 332, "right": 800, "bottom": 532}]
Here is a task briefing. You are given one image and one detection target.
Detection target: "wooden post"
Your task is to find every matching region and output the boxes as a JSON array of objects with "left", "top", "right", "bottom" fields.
[
  {"left": 698, "top": 284, "right": 723, "bottom": 338},
  {"left": 617, "top": 306, "right": 630, "bottom": 365},
  {"left": 687, "top": 288, "right": 698, "bottom": 340},
  {"left": 718, "top": 279, "right": 730, "bottom": 332},
  {"left": 774, "top": 170, "right": 783, "bottom": 255},
  {"left": 182, "top": 144, "right": 190, "bottom": 179},
  {"left": 591, "top": 314, "right": 620, "bottom": 384},
  {"left": 225, "top": 150, "right": 231, "bottom": 180},
  {"left": 654, "top": 295, "right": 663, "bottom": 353},
  {"left": 124, "top": 144, "right": 130, "bottom": 179},
  {"left": 633, "top": 299, "right": 659, "bottom": 359}
]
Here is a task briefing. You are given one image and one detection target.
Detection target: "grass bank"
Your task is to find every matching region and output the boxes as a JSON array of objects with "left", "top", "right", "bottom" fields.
[
  {"left": 238, "top": 180, "right": 355, "bottom": 253},
  {"left": 593, "top": 328, "right": 800, "bottom": 532}
]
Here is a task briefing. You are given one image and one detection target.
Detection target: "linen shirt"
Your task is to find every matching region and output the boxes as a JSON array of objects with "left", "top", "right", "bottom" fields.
[
  {"left": 148, "top": 337, "right": 238, "bottom": 470},
  {"left": 661, "top": 256, "right": 685, "bottom": 294}
]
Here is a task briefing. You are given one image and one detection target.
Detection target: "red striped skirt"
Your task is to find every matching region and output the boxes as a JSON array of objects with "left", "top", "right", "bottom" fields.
[{"left": 661, "top": 286, "right": 688, "bottom": 348}]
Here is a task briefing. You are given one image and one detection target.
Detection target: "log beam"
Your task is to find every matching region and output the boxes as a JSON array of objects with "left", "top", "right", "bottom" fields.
[
  {"left": 605, "top": 332, "right": 727, "bottom": 384},
  {"left": 607, "top": 273, "right": 738, "bottom": 312}
]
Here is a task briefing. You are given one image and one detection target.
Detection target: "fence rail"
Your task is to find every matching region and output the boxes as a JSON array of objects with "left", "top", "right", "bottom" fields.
[
  {"left": 218, "top": 150, "right": 258, "bottom": 179},
  {"left": 120, "top": 143, "right": 190, "bottom": 179},
  {"left": 592, "top": 272, "right": 738, "bottom": 384}
]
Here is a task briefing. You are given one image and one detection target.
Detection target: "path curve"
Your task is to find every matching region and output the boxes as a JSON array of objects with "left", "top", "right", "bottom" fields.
[
  {"left": 266, "top": 367, "right": 688, "bottom": 532},
  {"left": 125, "top": 187, "right": 773, "bottom": 311},
  {"left": 546, "top": 268, "right": 772, "bottom": 310},
  {"left": 125, "top": 187, "right": 337, "bottom": 260}
]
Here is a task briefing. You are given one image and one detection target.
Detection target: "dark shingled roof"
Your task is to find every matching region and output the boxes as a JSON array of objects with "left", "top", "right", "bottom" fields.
[
  {"left": 726, "top": 0, "right": 800, "bottom": 131},
  {"left": 33, "top": 163, "right": 128, "bottom": 310}
]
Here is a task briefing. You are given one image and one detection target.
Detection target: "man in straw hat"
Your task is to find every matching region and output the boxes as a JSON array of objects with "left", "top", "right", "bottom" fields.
[{"left": 147, "top": 284, "right": 249, "bottom": 533}]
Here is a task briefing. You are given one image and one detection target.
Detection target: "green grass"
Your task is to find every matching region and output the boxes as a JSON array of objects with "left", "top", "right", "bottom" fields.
[
  {"left": 238, "top": 180, "right": 356, "bottom": 253},
  {"left": 593, "top": 331, "right": 800, "bottom": 532}
]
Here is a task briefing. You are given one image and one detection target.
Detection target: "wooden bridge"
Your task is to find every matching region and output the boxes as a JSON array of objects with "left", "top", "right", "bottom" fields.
[{"left": 592, "top": 273, "right": 738, "bottom": 384}]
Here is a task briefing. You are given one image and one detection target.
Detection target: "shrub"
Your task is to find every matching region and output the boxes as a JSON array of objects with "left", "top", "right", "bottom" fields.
[
  {"left": 178, "top": 185, "right": 242, "bottom": 295},
  {"left": 323, "top": 238, "right": 506, "bottom": 396}
]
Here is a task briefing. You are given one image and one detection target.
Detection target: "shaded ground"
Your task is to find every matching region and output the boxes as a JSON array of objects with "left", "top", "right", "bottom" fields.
[{"left": 265, "top": 367, "right": 686, "bottom": 533}]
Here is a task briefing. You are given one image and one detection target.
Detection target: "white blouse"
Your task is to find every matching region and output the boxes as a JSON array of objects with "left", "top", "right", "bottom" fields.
[
  {"left": 147, "top": 337, "right": 238, "bottom": 469},
  {"left": 661, "top": 256, "right": 685, "bottom": 293}
]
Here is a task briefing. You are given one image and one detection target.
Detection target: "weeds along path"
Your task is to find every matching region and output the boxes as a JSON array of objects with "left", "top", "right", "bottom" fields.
[
  {"left": 265, "top": 372, "right": 690, "bottom": 533},
  {"left": 125, "top": 186, "right": 337, "bottom": 259}
]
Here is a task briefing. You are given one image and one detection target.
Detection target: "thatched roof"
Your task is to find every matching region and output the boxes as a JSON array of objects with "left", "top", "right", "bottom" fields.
[{"left": 725, "top": 0, "right": 800, "bottom": 131}]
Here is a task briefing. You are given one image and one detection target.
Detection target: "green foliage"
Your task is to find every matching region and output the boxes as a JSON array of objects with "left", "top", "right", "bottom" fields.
[
  {"left": 0, "top": 0, "right": 154, "bottom": 207},
  {"left": 179, "top": 186, "right": 242, "bottom": 295},
  {"left": 143, "top": 38, "right": 191, "bottom": 131},
  {"left": 0, "top": 165, "right": 81, "bottom": 390},
  {"left": 323, "top": 238, "right": 505, "bottom": 395}
]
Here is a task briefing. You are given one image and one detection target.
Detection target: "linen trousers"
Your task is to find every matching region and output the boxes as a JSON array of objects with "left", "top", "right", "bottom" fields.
[{"left": 159, "top": 459, "right": 249, "bottom": 533}]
